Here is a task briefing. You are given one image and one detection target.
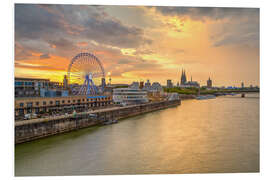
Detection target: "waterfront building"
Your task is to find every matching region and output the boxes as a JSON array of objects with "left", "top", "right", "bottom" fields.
[
  {"left": 142, "top": 81, "right": 163, "bottom": 101},
  {"left": 167, "top": 79, "right": 173, "bottom": 88},
  {"left": 130, "top": 82, "right": 139, "bottom": 89},
  {"left": 113, "top": 88, "right": 148, "bottom": 105},
  {"left": 48, "top": 81, "right": 63, "bottom": 89},
  {"left": 144, "top": 80, "right": 151, "bottom": 90},
  {"left": 15, "top": 95, "right": 112, "bottom": 119},
  {"left": 15, "top": 77, "right": 50, "bottom": 97},
  {"left": 15, "top": 77, "right": 66, "bottom": 98},
  {"left": 180, "top": 69, "right": 187, "bottom": 85},
  {"left": 40, "top": 88, "right": 69, "bottom": 97},
  {"left": 104, "top": 83, "right": 129, "bottom": 95},
  {"left": 179, "top": 69, "right": 200, "bottom": 88},
  {"left": 183, "top": 77, "right": 200, "bottom": 88},
  {"left": 143, "top": 80, "right": 162, "bottom": 93},
  {"left": 207, "top": 77, "right": 212, "bottom": 88},
  {"left": 63, "top": 75, "right": 68, "bottom": 89},
  {"left": 139, "top": 81, "right": 144, "bottom": 89},
  {"left": 147, "top": 83, "right": 163, "bottom": 101},
  {"left": 151, "top": 82, "right": 163, "bottom": 92}
]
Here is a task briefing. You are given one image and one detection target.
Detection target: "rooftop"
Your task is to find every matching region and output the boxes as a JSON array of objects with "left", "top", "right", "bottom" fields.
[{"left": 15, "top": 77, "right": 50, "bottom": 81}]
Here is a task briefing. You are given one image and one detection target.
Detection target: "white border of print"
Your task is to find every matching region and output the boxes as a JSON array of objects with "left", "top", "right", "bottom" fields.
[{"left": 2, "top": 0, "right": 269, "bottom": 180}]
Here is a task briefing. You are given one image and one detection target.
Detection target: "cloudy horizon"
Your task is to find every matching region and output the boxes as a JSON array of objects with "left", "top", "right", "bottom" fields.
[{"left": 15, "top": 4, "right": 259, "bottom": 87}]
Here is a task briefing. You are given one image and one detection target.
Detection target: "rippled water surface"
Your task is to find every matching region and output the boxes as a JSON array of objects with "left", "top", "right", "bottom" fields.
[{"left": 15, "top": 93, "right": 259, "bottom": 176}]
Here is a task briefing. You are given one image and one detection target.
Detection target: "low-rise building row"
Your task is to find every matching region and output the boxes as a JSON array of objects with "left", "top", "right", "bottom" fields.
[{"left": 15, "top": 95, "right": 112, "bottom": 119}]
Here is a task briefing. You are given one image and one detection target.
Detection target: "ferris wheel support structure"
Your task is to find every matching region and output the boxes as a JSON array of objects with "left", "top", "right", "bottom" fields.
[{"left": 67, "top": 52, "right": 105, "bottom": 96}]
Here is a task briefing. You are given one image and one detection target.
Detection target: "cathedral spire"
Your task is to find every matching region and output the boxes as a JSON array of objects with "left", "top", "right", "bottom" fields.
[
  {"left": 181, "top": 68, "right": 188, "bottom": 85},
  {"left": 181, "top": 68, "right": 183, "bottom": 77},
  {"left": 184, "top": 69, "right": 186, "bottom": 83}
]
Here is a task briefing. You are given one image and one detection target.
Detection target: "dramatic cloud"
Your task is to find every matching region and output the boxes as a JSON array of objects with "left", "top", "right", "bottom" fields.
[
  {"left": 15, "top": 42, "right": 33, "bottom": 60},
  {"left": 152, "top": 7, "right": 259, "bottom": 21},
  {"left": 150, "top": 6, "right": 259, "bottom": 48},
  {"left": 14, "top": 5, "right": 259, "bottom": 86},
  {"left": 48, "top": 38, "right": 77, "bottom": 51},
  {"left": 117, "top": 59, "right": 134, "bottom": 64},
  {"left": 15, "top": 4, "right": 63, "bottom": 41},
  {"left": 210, "top": 16, "right": 259, "bottom": 48},
  {"left": 39, "top": 53, "right": 51, "bottom": 59},
  {"left": 15, "top": 4, "right": 152, "bottom": 49}
]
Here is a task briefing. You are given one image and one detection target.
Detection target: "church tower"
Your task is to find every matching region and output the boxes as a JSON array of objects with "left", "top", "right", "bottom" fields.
[
  {"left": 207, "top": 77, "right": 212, "bottom": 88},
  {"left": 181, "top": 69, "right": 187, "bottom": 85}
]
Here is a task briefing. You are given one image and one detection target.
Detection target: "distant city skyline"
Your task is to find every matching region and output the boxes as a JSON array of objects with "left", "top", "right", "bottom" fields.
[{"left": 15, "top": 4, "right": 259, "bottom": 87}]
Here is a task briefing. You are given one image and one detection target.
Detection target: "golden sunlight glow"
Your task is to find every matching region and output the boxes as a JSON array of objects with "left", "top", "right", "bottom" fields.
[
  {"left": 121, "top": 48, "right": 136, "bottom": 56},
  {"left": 15, "top": 5, "right": 259, "bottom": 86}
]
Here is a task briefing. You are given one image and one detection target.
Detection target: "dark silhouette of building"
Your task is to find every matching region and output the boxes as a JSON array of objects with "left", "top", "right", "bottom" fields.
[
  {"left": 144, "top": 79, "right": 151, "bottom": 89},
  {"left": 63, "top": 75, "right": 68, "bottom": 89},
  {"left": 180, "top": 69, "right": 200, "bottom": 88},
  {"left": 139, "top": 81, "right": 144, "bottom": 89},
  {"left": 180, "top": 69, "right": 187, "bottom": 85},
  {"left": 207, "top": 77, "right": 212, "bottom": 88},
  {"left": 167, "top": 79, "right": 173, "bottom": 88}
]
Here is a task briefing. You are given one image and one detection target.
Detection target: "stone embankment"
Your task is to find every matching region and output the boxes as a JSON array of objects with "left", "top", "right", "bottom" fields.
[{"left": 15, "top": 100, "right": 181, "bottom": 144}]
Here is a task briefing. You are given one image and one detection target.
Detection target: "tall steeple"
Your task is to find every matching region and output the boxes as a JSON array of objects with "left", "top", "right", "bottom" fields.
[
  {"left": 181, "top": 68, "right": 183, "bottom": 79},
  {"left": 184, "top": 69, "right": 187, "bottom": 83},
  {"left": 181, "top": 68, "right": 187, "bottom": 85},
  {"left": 181, "top": 68, "right": 184, "bottom": 85}
]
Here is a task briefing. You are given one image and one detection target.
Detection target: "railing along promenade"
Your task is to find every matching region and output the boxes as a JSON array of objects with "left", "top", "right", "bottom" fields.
[{"left": 15, "top": 99, "right": 181, "bottom": 144}]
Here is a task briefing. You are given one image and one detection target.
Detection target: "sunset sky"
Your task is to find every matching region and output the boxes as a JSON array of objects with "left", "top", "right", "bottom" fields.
[{"left": 15, "top": 4, "right": 259, "bottom": 87}]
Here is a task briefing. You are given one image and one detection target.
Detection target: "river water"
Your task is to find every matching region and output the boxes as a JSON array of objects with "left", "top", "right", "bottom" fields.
[{"left": 15, "top": 93, "right": 259, "bottom": 176}]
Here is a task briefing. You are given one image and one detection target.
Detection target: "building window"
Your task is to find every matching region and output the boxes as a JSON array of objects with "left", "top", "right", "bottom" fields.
[
  {"left": 27, "top": 108, "right": 32, "bottom": 113},
  {"left": 43, "top": 101, "right": 46, "bottom": 105},
  {"left": 68, "top": 100, "right": 70, "bottom": 103},
  {"left": 19, "top": 109, "right": 24, "bottom": 115},
  {"left": 62, "top": 100, "right": 65, "bottom": 103},
  {"left": 82, "top": 99, "right": 85, "bottom": 102},
  {"left": 26, "top": 102, "right": 33, "bottom": 107},
  {"left": 77, "top": 99, "right": 81, "bottom": 103},
  {"left": 50, "top": 101, "right": 53, "bottom": 105},
  {"left": 87, "top": 99, "right": 89, "bottom": 102},
  {"left": 15, "top": 81, "right": 23, "bottom": 86},
  {"left": 55, "top": 101, "right": 60, "bottom": 106},
  {"left": 19, "top": 103, "right": 24, "bottom": 107},
  {"left": 35, "top": 102, "right": 39, "bottom": 106},
  {"left": 73, "top": 100, "right": 75, "bottom": 103}
]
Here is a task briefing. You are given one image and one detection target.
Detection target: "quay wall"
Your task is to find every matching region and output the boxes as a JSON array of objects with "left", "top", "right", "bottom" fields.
[
  {"left": 15, "top": 100, "right": 180, "bottom": 144},
  {"left": 179, "top": 94, "right": 196, "bottom": 100}
]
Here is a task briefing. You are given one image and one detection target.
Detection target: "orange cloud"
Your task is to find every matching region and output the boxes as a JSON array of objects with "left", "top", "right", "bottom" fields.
[{"left": 15, "top": 5, "right": 259, "bottom": 86}]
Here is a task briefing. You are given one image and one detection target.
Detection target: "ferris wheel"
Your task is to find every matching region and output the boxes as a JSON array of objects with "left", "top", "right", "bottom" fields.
[{"left": 67, "top": 52, "right": 105, "bottom": 95}]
